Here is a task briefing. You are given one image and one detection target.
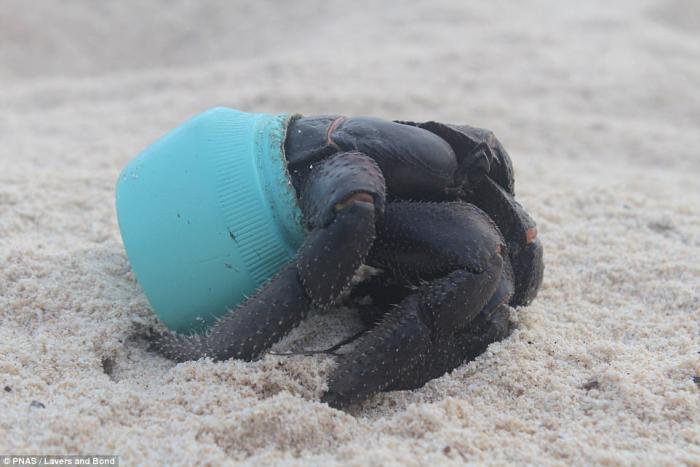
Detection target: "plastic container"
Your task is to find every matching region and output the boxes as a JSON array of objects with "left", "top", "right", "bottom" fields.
[{"left": 116, "top": 107, "right": 306, "bottom": 332}]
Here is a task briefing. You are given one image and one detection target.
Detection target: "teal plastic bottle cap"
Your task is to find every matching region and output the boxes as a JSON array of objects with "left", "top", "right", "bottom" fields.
[{"left": 116, "top": 107, "right": 307, "bottom": 333}]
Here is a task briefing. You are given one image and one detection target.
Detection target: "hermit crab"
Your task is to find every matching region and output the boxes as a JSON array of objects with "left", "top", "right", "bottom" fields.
[{"left": 147, "top": 114, "right": 544, "bottom": 408}]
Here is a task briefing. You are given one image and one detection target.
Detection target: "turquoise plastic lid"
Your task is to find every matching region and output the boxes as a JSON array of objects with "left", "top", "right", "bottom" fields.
[{"left": 116, "top": 107, "right": 307, "bottom": 333}]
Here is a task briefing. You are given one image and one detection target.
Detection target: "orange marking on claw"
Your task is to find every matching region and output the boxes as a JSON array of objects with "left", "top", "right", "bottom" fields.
[
  {"left": 526, "top": 227, "right": 538, "bottom": 244},
  {"left": 334, "top": 192, "right": 374, "bottom": 211}
]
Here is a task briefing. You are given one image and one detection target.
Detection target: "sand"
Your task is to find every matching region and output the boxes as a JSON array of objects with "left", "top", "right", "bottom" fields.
[{"left": 1, "top": 0, "right": 699, "bottom": 465}]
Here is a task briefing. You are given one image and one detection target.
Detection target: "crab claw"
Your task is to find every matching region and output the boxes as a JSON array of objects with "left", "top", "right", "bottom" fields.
[
  {"left": 472, "top": 177, "right": 544, "bottom": 306},
  {"left": 321, "top": 294, "right": 432, "bottom": 409},
  {"left": 322, "top": 254, "right": 504, "bottom": 409},
  {"left": 400, "top": 121, "right": 515, "bottom": 195}
]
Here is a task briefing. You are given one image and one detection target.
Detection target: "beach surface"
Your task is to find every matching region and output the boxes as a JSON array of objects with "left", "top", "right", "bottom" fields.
[{"left": 1, "top": 0, "right": 699, "bottom": 464}]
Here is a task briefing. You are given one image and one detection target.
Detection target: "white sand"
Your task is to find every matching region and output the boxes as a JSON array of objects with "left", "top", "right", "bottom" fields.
[{"left": 1, "top": 0, "right": 699, "bottom": 465}]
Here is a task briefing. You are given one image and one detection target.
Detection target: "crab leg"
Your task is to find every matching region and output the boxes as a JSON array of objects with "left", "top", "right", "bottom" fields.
[
  {"left": 322, "top": 255, "right": 506, "bottom": 408},
  {"left": 149, "top": 263, "right": 310, "bottom": 362},
  {"left": 322, "top": 201, "right": 514, "bottom": 408},
  {"left": 150, "top": 151, "right": 386, "bottom": 362}
]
